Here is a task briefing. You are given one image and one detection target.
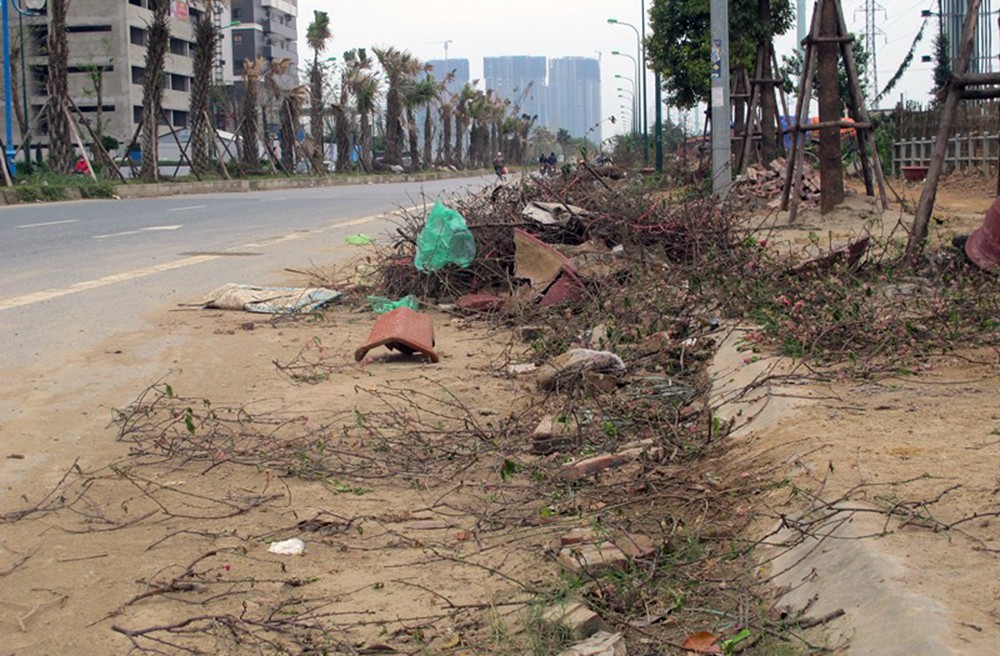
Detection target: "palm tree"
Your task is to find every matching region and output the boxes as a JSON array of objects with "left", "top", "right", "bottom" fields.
[
  {"left": 343, "top": 49, "right": 378, "bottom": 171},
  {"left": 305, "top": 10, "right": 332, "bottom": 173},
  {"left": 47, "top": 0, "right": 72, "bottom": 173},
  {"left": 138, "top": 0, "right": 171, "bottom": 181},
  {"left": 438, "top": 90, "right": 457, "bottom": 166},
  {"left": 279, "top": 84, "right": 308, "bottom": 172},
  {"left": 260, "top": 57, "right": 293, "bottom": 172},
  {"left": 333, "top": 50, "right": 355, "bottom": 173},
  {"left": 403, "top": 76, "right": 436, "bottom": 169},
  {"left": 453, "top": 82, "right": 478, "bottom": 168},
  {"left": 373, "top": 47, "right": 406, "bottom": 165},
  {"left": 239, "top": 58, "right": 264, "bottom": 169},
  {"left": 424, "top": 70, "right": 453, "bottom": 167},
  {"left": 189, "top": 0, "right": 225, "bottom": 176}
]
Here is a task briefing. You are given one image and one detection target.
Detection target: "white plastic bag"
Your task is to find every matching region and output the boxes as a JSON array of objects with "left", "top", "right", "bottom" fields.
[{"left": 268, "top": 537, "right": 305, "bottom": 556}]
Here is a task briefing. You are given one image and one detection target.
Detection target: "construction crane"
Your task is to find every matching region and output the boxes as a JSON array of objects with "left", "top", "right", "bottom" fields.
[{"left": 428, "top": 40, "right": 454, "bottom": 62}]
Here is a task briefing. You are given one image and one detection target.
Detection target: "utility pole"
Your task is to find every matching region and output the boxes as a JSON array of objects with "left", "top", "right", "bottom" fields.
[
  {"left": 797, "top": 0, "right": 807, "bottom": 57},
  {"left": 710, "top": 0, "right": 731, "bottom": 197}
]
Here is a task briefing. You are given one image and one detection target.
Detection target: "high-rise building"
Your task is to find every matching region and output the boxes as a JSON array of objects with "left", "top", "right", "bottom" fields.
[
  {"left": 4, "top": 0, "right": 208, "bottom": 150},
  {"left": 426, "top": 58, "right": 470, "bottom": 97},
  {"left": 0, "top": 0, "right": 300, "bottom": 156},
  {"left": 483, "top": 56, "right": 547, "bottom": 125},
  {"left": 227, "top": 0, "right": 298, "bottom": 80},
  {"left": 547, "top": 57, "right": 601, "bottom": 142}
]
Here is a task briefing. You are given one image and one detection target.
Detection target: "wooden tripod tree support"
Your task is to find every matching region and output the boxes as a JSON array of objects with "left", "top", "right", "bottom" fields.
[
  {"left": 66, "top": 98, "right": 126, "bottom": 182},
  {"left": 781, "top": 0, "right": 888, "bottom": 222},
  {"left": 906, "top": 0, "right": 985, "bottom": 261},
  {"left": 736, "top": 42, "right": 792, "bottom": 173}
]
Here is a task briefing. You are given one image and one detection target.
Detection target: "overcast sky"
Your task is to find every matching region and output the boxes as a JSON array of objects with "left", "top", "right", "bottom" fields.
[{"left": 294, "top": 0, "right": 971, "bottom": 136}]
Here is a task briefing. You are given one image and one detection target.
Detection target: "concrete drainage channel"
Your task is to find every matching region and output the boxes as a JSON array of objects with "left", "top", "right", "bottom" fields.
[{"left": 709, "top": 327, "right": 961, "bottom": 656}]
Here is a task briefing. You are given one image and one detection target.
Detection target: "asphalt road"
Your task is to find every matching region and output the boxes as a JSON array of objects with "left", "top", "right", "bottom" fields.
[{"left": 0, "top": 175, "right": 488, "bottom": 371}]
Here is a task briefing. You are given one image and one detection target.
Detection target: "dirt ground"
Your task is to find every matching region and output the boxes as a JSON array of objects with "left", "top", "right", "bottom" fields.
[{"left": 1, "top": 173, "right": 999, "bottom": 654}]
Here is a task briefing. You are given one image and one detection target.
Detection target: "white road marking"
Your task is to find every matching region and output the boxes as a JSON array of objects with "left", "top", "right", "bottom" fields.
[
  {"left": 93, "top": 225, "right": 184, "bottom": 239},
  {"left": 92, "top": 230, "right": 142, "bottom": 239},
  {"left": 0, "top": 254, "right": 218, "bottom": 311},
  {"left": 15, "top": 219, "right": 80, "bottom": 229},
  {"left": 0, "top": 208, "right": 411, "bottom": 312},
  {"left": 167, "top": 205, "right": 206, "bottom": 212}
]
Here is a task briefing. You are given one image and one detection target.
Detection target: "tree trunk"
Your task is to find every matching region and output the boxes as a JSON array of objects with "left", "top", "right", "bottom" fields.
[
  {"left": 406, "top": 106, "right": 420, "bottom": 169},
  {"left": 139, "top": 0, "right": 170, "bottom": 181},
  {"left": 422, "top": 105, "right": 433, "bottom": 166},
  {"left": 280, "top": 97, "right": 296, "bottom": 172},
  {"left": 359, "top": 109, "right": 373, "bottom": 170},
  {"left": 309, "top": 60, "right": 325, "bottom": 173},
  {"left": 190, "top": 15, "right": 218, "bottom": 176},
  {"left": 758, "top": 0, "right": 777, "bottom": 163},
  {"left": 384, "top": 82, "right": 404, "bottom": 164},
  {"left": 817, "top": 0, "right": 844, "bottom": 212},
  {"left": 240, "top": 81, "right": 261, "bottom": 169},
  {"left": 335, "top": 81, "right": 350, "bottom": 172},
  {"left": 440, "top": 106, "right": 452, "bottom": 165},
  {"left": 47, "top": 0, "right": 73, "bottom": 173}
]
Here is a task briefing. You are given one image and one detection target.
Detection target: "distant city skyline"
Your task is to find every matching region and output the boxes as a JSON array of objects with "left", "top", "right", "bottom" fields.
[{"left": 422, "top": 55, "right": 603, "bottom": 143}]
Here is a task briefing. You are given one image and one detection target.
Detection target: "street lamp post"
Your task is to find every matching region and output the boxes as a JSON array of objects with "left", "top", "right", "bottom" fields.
[
  {"left": 614, "top": 73, "right": 636, "bottom": 136},
  {"left": 611, "top": 49, "right": 639, "bottom": 143},
  {"left": 608, "top": 17, "right": 647, "bottom": 165},
  {"left": 3, "top": 0, "right": 46, "bottom": 177},
  {"left": 616, "top": 87, "right": 636, "bottom": 136}
]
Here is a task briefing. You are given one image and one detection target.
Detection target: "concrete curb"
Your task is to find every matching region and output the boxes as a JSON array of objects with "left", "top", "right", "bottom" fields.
[
  {"left": 111, "top": 170, "right": 479, "bottom": 200},
  {"left": 0, "top": 169, "right": 484, "bottom": 206}
]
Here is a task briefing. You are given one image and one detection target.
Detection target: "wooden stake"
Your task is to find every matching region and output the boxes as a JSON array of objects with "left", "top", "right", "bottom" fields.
[{"left": 907, "top": 0, "right": 984, "bottom": 260}]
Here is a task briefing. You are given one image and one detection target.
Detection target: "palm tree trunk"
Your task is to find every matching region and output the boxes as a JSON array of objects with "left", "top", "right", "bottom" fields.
[
  {"left": 190, "top": 15, "right": 218, "bottom": 176},
  {"left": 240, "top": 80, "right": 261, "bottom": 169},
  {"left": 280, "top": 97, "right": 297, "bottom": 172},
  {"left": 47, "top": 0, "right": 72, "bottom": 173},
  {"left": 440, "top": 106, "right": 451, "bottom": 165},
  {"left": 406, "top": 106, "right": 420, "bottom": 169},
  {"left": 335, "top": 83, "right": 350, "bottom": 172},
  {"left": 384, "top": 84, "right": 403, "bottom": 164},
  {"left": 309, "top": 59, "right": 325, "bottom": 173},
  {"left": 139, "top": 0, "right": 170, "bottom": 181},
  {"left": 422, "top": 106, "right": 433, "bottom": 167},
  {"left": 359, "top": 109, "right": 372, "bottom": 171}
]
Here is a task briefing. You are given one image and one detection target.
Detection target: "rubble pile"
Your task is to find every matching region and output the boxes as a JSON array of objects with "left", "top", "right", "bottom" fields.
[{"left": 732, "top": 157, "right": 822, "bottom": 208}]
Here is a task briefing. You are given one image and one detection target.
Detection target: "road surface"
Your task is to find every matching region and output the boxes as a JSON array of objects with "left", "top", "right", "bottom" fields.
[{"left": 0, "top": 175, "right": 487, "bottom": 489}]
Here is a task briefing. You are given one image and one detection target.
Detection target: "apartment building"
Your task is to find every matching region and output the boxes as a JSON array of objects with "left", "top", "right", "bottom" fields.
[
  {"left": 483, "top": 55, "right": 548, "bottom": 126},
  {"left": 2, "top": 0, "right": 298, "bottom": 150},
  {"left": 2, "top": 1, "right": 206, "bottom": 147},
  {"left": 547, "top": 57, "right": 601, "bottom": 142},
  {"left": 226, "top": 0, "right": 298, "bottom": 80}
]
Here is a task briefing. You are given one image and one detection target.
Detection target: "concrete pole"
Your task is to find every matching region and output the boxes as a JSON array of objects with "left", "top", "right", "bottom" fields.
[
  {"left": 655, "top": 70, "right": 663, "bottom": 171},
  {"left": 710, "top": 0, "right": 731, "bottom": 197},
  {"left": 797, "top": 0, "right": 808, "bottom": 57},
  {"left": 641, "top": 0, "right": 649, "bottom": 166}
]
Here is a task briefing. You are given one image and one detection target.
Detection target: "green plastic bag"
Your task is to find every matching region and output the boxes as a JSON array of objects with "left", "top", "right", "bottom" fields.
[
  {"left": 345, "top": 233, "right": 374, "bottom": 246},
  {"left": 414, "top": 201, "right": 477, "bottom": 271},
  {"left": 367, "top": 294, "right": 419, "bottom": 314}
]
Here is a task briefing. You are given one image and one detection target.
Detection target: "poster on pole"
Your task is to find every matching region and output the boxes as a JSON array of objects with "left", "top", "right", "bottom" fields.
[{"left": 710, "top": 38, "right": 722, "bottom": 79}]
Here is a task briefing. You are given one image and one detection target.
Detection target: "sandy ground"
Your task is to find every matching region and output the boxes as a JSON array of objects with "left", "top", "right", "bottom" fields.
[
  {"left": 729, "top": 174, "right": 1000, "bottom": 654},
  {"left": 1, "top": 174, "right": 998, "bottom": 654}
]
